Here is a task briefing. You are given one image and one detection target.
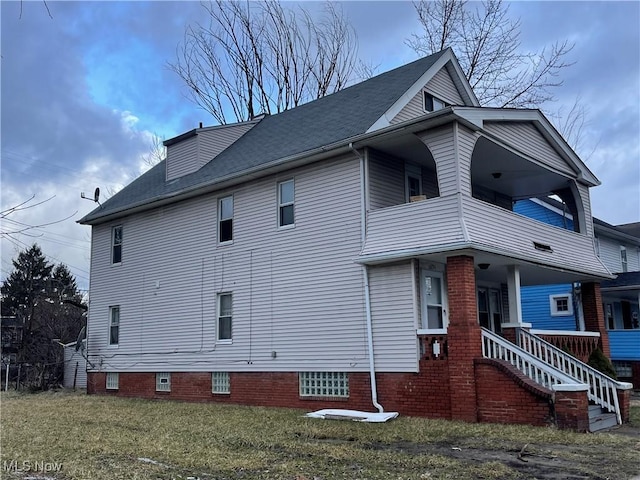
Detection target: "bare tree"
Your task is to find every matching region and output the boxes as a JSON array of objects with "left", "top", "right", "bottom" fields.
[
  {"left": 407, "top": 0, "right": 574, "bottom": 109},
  {"left": 169, "top": 1, "right": 359, "bottom": 125},
  {"left": 141, "top": 133, "right": 166, "bottom": 168}
]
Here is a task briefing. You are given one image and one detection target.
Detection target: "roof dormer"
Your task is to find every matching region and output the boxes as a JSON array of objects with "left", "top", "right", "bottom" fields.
[{"left": 164, "top": 119, "right": 260, "bottom": 181}]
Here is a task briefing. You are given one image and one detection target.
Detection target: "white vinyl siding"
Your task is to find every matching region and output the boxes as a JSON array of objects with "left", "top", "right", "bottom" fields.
[
  {"left": 63, "top": 344, "right": 87, "bottom": 389},
  {"left": 392, "top": 66, "right": 463, "bottom": 124},
  {"left": 361, "top": 195, "right": 610, "bottom": 280},
  {"left": 456, "top": 124, "right": 477, "bottom": 195},
  {"left": 482, "top": 122, "right": 576, "bottom": 177},
  {"left": 575, "top": 183, "right": 594, "bottom": 236},
  {"left": 424, "top": 66, "right": 464, "bottom": 105},
  {"left": 166, "top": 135, "right": 198, "bottom": 181},
  {"left": 86, "top": 155, "right": 372, "bottom": 373},
  {"left": 198, "top": 123, "right": 256, "bottom": 166},
  {"left": 166, "top": 123, "right": 257, "bottom": 181},
  {"left": 368, "top": 262, "right": 418, "bottom": 372},
  {"left": 368, "top": 149, "right": 405, "bottom": 210},
  {"left": 598, "top": 236, "right": 639, "bottom": 273},
  {"left": 419, "top": 125, "right": 457, "bottom": 197}
]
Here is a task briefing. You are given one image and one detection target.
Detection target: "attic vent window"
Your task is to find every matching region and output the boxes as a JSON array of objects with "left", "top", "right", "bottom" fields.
[
  {"left": 424, "top": 92, "right": 447, "bottom": 113},
  {"left": 533, "top": 242, "right": 553, "bottom": 253}
]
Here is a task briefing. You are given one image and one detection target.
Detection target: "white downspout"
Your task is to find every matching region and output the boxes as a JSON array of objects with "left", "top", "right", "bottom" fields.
[
  {"left": 350, "top": 142, "right": 384, "bottom": 414},
  {"left": 362, "top": 264, "right": 384, "bottom": 413}
]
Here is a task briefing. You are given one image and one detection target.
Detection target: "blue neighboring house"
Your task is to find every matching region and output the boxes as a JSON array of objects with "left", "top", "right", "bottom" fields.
[{"left": 514, "top": 198, "right": 640, "bottom": 387}]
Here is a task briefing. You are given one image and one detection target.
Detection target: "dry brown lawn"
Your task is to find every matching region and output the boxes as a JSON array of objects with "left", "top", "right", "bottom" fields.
[{"left": 1, "top": 390, "right": 639, "bottom": 480}]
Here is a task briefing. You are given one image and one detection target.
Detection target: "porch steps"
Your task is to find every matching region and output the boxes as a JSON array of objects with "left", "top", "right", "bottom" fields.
[{"left": 588, "top": 404, "right": 618, "bottom": 432}]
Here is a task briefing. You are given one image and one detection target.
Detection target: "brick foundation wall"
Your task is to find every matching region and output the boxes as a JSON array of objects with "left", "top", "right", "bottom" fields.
[
  {"left": 474, "top": 359, "right": 553, "bottom": 427},
  {"left": 87, "top": 369, "right": 454, "bottom": 416}
]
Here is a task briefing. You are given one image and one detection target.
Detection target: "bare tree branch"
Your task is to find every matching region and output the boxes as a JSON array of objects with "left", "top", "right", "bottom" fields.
[
  {"left": 168, "top": 1, "right": 360, "bottom": 124},
  {"left": 407, "top": 0, "right": 575, "bottom": 109}
]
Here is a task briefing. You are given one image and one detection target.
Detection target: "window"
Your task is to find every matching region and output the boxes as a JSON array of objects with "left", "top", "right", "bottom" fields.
[
  {"left": 109, "top": 306, "right": 120, "bottom": 346},
  {"left": 156, "top": 372, "right": 171, "bottom": 392},
  {"left": 424, "top": 92, "right": 447, "bottom": 112},
  {"left": 605, "top": 303, "right": 615, "bottom": 330},
  {"left": 217, "top": 293, "right": 232, "bottom": 341},
  {"left": 218, "top": 196, "right": 233, "bottom": 243},
  {"left": 299, "top": 372, "right": 349, "bottom": 398},
  {"left": 278, "top": 179, "right": 295, "bottom": 227},
  {"left": 420, "top": 271, "right": 447, "bottom": 332},
  {"left": 106, "top": 372, "right": 119, "bottom": 390},
  {"left": 405, "top": 164, "right": 422, "bottom": 202},
  {"left": 550, "top": 294, "right": 573, "bottom": 316},
  {"left": 620, "top": 246, "right": 628, "bottom": 272},
  {"left": 111, "top": 226, "right": 123, "bottom": 264},
  {"left": 212, "top": 372, "right": 230, "bottom": 394},
  {"left": 613, "top": 361, "right": 632, "bottom": 378}
]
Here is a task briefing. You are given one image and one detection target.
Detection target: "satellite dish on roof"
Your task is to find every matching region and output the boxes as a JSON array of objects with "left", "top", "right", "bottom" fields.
[{"left": 80, "top": 187, "right": 102, "bottom": 206}]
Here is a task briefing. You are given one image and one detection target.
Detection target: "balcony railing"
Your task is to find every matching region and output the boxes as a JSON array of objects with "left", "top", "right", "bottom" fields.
[{"left": 360, "top": 194, "right": 609, "bottom": 280}]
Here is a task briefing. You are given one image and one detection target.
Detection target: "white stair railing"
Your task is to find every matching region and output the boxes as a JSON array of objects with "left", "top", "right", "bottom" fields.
[
  {"left": 481, "top": 328, "right": 580, "bottom": 389},
  {"left": 518, "top": 328, "right": 630, "bottom": 424}
]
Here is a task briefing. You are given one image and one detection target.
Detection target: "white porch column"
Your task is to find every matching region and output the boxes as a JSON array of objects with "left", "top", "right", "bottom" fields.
[{"left": 503, "top": 265, "right": 531, "bottom": 328}]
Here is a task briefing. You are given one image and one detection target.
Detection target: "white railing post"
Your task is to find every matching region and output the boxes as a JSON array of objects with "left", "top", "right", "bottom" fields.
[{"left": 517, "top": 328, "right": 633, "bottom": 425}]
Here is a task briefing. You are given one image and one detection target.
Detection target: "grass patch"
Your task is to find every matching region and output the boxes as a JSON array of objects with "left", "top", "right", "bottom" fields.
[
  {"left": 630, "top": 404, "right": 640, "bottom": 427},
  {"left": 1, "top": 391, "right": 639, "bottom": 479}
]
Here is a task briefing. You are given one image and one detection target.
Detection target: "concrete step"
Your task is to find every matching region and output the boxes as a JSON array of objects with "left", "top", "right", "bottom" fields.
[{"left": 588, "top": 403, "right": 618, "bottom": 432}]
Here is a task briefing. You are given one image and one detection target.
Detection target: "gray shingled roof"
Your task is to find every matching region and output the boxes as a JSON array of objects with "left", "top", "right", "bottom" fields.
[
  {"left": 601, "top": 271, "right": 640, "bottom": 288},
  {"left": 79, "top": 50, "right": 448, "bottom": 224}
]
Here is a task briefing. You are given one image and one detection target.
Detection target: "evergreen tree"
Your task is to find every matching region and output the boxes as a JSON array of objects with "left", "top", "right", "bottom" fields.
[{"left": 1, "top": 244, "right": 85, "bottom": 389}]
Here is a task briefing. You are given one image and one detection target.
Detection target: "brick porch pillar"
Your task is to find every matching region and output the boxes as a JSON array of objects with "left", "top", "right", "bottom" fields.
[
  {"left": 581, "top": 282, "right": 610, "bottom": 357},
  {"left": 552, "top": 384, "right": 590, "bottom": 432},
  {"left": 446, "top": 255, "right": 481, "bottom": 422}
]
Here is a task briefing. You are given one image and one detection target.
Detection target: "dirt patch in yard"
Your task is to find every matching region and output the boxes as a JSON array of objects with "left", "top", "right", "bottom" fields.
[{"left": 364, "top": 437, "right": 640, "bottom": 480}]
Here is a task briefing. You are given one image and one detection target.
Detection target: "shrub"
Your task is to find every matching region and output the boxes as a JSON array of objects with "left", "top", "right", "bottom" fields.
[{"left": 587, "top": 348, "right": 617, "bottom": 379}]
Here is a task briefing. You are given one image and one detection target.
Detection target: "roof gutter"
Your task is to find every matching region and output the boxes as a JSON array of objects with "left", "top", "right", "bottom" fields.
[{"left": 356, "top": 241, "right": 615, "bottom": 280}]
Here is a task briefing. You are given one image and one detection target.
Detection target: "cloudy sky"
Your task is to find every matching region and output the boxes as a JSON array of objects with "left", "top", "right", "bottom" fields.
[{"left": 2, "top": 1, "right": 639, "bottom": 291}]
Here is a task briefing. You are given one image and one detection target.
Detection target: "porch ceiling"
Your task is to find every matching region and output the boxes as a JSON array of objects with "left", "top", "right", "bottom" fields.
[
  {"left": 366, "top": 132, "right": 435, "bottom": 169},
  {"left": 472, "top": 137, "right": 571, "bottom": 199}
]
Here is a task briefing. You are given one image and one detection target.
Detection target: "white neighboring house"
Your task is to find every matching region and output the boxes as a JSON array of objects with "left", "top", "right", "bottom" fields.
[{"left": 63, "top": 341, "right": 87, "bottom": 389}]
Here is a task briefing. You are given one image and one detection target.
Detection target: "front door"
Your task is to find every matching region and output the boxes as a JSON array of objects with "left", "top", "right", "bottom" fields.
[
  {"left": 478, "top": 288, "right": 502, "bottom": 333},
  {"left": 420, "top": 271, "right": 447, "bottom": 333}
]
